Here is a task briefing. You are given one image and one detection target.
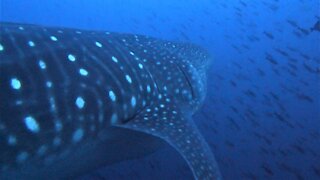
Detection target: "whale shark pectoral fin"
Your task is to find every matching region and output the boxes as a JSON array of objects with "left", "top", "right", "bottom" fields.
[{"left": 114, "top": 97, "right": 222, "bottom": 180}]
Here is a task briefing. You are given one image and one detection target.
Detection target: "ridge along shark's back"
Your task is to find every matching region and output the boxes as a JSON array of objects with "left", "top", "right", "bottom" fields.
[{"left": 0, "top": 22, "right": 222, "bottom": 180}]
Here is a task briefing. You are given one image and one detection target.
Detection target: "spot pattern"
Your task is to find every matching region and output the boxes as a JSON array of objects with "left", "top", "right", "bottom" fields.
[
  {"left": 10, "top": 78, "right": 21, "bottom": 90},
  {"left": 111, "top": 56, "right": 118, "bottom": 63},
  {"left": 28, "top": 41, "right": 35, "bottom": 47},
  {"left": 50, "top": 36, "right": 58, "bottom": 41},
  {"left": 75, "top": 97, "right": 85, "bottom": 109},
  {"left": 109, "top": 90, "right": 116, "bottom": 102},
  {"left": 24, "top": 116, "right": 40, "bottom": 133},
  {"left": 68, "top": 54, "right": 76, "bottom": 62},
  {"left": 95, "top": 41, "right": 102, "bottom": 47},
  {"left": 125, "top": 74, "right": 132, "bottom": 84},
  {"left": 72, "top": 128, "right": 84, "bottom": 143},
  {"left": 79, "top": 68, "right": 89, "bottom": 76},
  {"left": 38, "top": 60, "right": 47, "bottom": 69},
  {"left": 0, "top": 22, "right": 214, "bottom": 180},
  {"left": 122, "top": 96, "right": 221, "bottom": 180}
]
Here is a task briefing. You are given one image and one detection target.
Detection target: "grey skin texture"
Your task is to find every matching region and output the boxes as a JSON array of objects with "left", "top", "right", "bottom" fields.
[{"left": 0, "top": 22, "right": 222, "bottom": 180}]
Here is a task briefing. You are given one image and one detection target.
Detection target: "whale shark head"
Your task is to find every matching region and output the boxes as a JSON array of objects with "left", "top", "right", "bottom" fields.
[{"left": 0, "top": 22, "right": 221, "bottom": 180}]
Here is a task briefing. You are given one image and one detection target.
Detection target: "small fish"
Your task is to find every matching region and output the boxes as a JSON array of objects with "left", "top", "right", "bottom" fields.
[{"left": 310, "top": 20, "right": 320, "bottom": 32}]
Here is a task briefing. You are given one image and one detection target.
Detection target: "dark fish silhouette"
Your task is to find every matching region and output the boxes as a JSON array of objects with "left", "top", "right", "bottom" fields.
[{"left": 311, "top": 20, "right": 320, "bottom": 32}]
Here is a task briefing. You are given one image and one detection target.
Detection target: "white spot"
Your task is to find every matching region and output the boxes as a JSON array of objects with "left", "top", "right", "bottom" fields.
[
  {"left": 79, "top": 68, "right": 88, "bottom": 76},
  {"left": 7, "top": 135, "right": 17, "bottom": 145},
  {"left": 75, "top": 97, "right": 85, "bottom": 109},
  {"left": 18, "top": 26, "right": 24, "bottom": 30},
  {"left": 109, "top": 90, "right": 116, "bottom": 102},
  {"left": 13, "top": 101, "right": 22, "bottom": 106},
  {"left": 130, "top": 51, "right": 135, "bottom": 55},
  {"left": 50, "top": 36, "right": 58, "bottom": 41},
  {"left": 95, "top": 41, "right": 102, "bottom": 47},
  {"left": 111, "top": 56, "right": 118, "bottom": 63},
  {"left": 131, "top": 96, "right": 136, "bottom": 107},
  {"left": 55, "top": 121, "right": 63, "bottom": 131},
  {"left": 49, "top": 97, "right": 56, "bottom": 111},
  {"left": 68, "top": 54, "right": 76, "bottom": 62},
  {"left": 11, "top": 78, "right": 21, "bottom": 90},
  {"left": 53, "top": 137, "right": 61, "bottom": 146},
  {"left": 46, "top": 81, "right": 53, "bottom": 88},
  {"left": 0, "top": 44, "right": 4, "bottom": 51},
  {"left": 147, "top": 85, "right": 151, "bottom": 93},
  {"left": 110, "top": 113, "right": 118, "bottom": 124},
  {"left": 28, "top": 41, "right": 35, "bottom": 47},
  {"left": 138, "top": 63, "right": 143, "bottom": 69},
  {"left": 37, "top": 145, "right": 47, "bottom": 156},
  {"left": 38, "top": 60, "right": 46, "bottom": 69},
  {"left": 16, "top": 152, "right": 28, "bottom": 163},
  {"left": 72, "top": 128, "right": 84, "bottom": 142},
  {"left": 24, "top": 116, "right": 40, "bottom": 133},
  {"left": 125, "top": 75, "right": 132, "bottom": 84},
  {"left": 160, "top": 104, "right": 165, "bottom": 108}
]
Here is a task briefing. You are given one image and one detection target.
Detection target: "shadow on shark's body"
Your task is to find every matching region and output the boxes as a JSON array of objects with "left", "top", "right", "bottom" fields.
[{"left": 0, "top": 22, "right": 222, "bottom": 180}]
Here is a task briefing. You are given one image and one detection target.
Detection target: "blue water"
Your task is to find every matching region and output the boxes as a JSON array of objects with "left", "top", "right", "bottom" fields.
[{"left": 1, "top": 0, "right": 319, "bottom": 179}]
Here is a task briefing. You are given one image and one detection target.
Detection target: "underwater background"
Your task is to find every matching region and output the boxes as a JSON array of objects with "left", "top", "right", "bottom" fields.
[{"left": 0, "top": 0, "right": 319, "bottom": 179}]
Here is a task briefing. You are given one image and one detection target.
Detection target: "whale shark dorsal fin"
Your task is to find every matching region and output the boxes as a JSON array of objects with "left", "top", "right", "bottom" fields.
[{"left": 114, "top": 94, "right": 222, "bottom": 180}]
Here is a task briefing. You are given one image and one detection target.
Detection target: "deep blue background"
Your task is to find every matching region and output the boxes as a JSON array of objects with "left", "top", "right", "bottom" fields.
[{"left": 1, "top": 0, "right": 319, "bottom": 179}]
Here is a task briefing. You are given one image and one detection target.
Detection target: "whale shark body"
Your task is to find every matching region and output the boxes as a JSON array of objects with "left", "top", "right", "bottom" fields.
[{"left": 0, "top": 22, "right": 221, "bottom": 180}]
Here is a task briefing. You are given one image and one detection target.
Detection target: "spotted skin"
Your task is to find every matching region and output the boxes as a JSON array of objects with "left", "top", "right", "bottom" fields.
[{"left": 0, "top": 22, "right": 221, "bottom": 179}]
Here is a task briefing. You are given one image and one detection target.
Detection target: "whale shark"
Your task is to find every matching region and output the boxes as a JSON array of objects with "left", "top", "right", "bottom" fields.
[{"left": 0, "top": 22, "right": 222, "bottom": 180}]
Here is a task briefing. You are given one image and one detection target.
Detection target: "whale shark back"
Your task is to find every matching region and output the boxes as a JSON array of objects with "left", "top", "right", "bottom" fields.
[{"left": 0, "top": 22, "right": 221, "bottom": 180}]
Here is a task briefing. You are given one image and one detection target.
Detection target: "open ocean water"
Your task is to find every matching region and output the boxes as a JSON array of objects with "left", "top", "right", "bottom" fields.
[{"left": 0, "top": 0, "right": 319, "bottom": 179}]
